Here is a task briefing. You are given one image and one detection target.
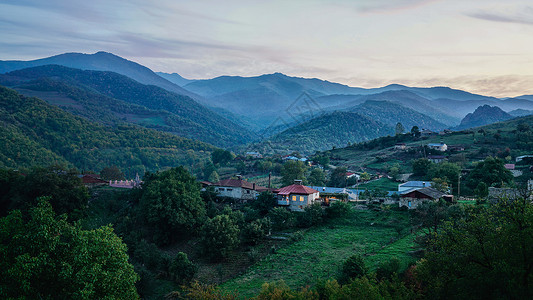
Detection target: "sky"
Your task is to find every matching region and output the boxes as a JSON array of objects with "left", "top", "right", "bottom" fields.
[{"left": 1, "top": 0, "right": 533, "bottom": 97}]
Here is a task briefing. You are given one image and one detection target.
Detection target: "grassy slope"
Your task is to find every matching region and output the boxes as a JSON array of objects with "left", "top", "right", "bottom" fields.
[{"left": 220, "top": 207, "right": 418, "bottom": 298}]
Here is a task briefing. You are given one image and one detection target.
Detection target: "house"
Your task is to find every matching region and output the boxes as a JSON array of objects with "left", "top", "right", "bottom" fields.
[
  {"left": 428, "top": 142, "right": 447, "bottom": 151},
  {"left": 427, "top": 155, "right": 446, "bottom": 164},
  {"left": 439, "top": 129, "right": 453, "bottom": 135},
  {"left": 516, "top": 155, "right": 533, "bottom": 163},
  {"left": 308, "top": 186, "right": 359, "bottom": 201},
  {"left": 421, "top": 129, "right": 436, "bottom": 137},
  {"left": 345, "top": 172, "right": 360, "bottom": 180},
  {"left": 274, "top": 180, "right": 320, "bottom": 211},
  {"left": 448, "top": 145, "right": 465, "bottom": 151},
  {"left": 399, "top": 187, "right": 446, "bottom": 209},
  {"left": 398, "top": 181, "right": 434, "bottom": 193},
  {"left": 394, "top": 143, "right": 407, "bottom": 150},
  {"left": 79, "top": 174, "right": 108, "bottom": 188},
  {"left": 212, "top": 176, "right": 268, "bottom": 201}
]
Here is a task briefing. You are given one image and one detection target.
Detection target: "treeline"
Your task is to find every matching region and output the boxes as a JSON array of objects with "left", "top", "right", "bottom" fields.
[{"left": 0, "top": 86, "right": 214, "bottom": 176}]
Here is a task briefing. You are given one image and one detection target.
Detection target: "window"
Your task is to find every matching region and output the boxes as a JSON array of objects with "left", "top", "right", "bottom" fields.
[
  {"left": 246, "top": 190, "right": 250, "bottom": 194},
  {"left": 292, "top": 195, "right": 296, "bottom": 201},
  {"left": 227, "top": 188, "right": 233, "bottom": 192},
  {"left": 408, "top": 201, "right": 411, "bottom": 207},
  {"left": 219, "top": 188, "right": 225, "bottom": 191},
  {"left": 300, "top": 196, "right": 304, "bottom": 202}
]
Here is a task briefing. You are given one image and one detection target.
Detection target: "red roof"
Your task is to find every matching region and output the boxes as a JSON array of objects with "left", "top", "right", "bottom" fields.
[
  {"left": 276, "top": 184, "right": 319, "bottom": 196},
  {"left": 213, "top": 179, "right": 266, "bottom": 191}
]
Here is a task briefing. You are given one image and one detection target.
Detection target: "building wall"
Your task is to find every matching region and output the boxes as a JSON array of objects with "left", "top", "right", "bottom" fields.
[
  {"left": 216, "top": 186, "right": 257, "bottom": 200},
  {"left": 399, "top": 198, "right": 428, "bottom": 209}
]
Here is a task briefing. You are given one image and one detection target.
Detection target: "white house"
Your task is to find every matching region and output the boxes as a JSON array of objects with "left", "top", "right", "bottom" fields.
[
  {"left": 275, "top": 180, "right": 320, "bottom": 212},
  {"left": 212, "top": 177, "right": 268, "bottom": 201}
]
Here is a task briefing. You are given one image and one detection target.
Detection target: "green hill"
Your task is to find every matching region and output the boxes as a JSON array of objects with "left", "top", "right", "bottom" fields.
[
  {"left": 351, "top": 100, "right": 447, "bottom": 131},
  {"left": 0, "top": 85, "right": 214, "bottom": 176},
  {"left": 0, "top": 65, "right": 256, "bottom": 148},
  {"left": 251, "top": 111, "right": 393, "bottom": 154}
]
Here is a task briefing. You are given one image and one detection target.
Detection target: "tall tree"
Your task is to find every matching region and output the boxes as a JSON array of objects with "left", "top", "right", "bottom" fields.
[
  {"left": 100, "top": 165, "right": 125, "bottom": 180},
  {"left": 465, "top": 156, "right": 514, "bottom": 191},
  {"left": 308, "top": 168, "right": 326, "bottom": 186},
  {"left": 281, "top": 160, "right": 308, "bottom": 186},
  {"left": 329, "top": 167, "right": 348, "bottom": 187},
  {"left": 0, "top": 199, "right": 139, "bottom": 299},
  {"left": 395, "top": 122, "right": 405, "bottom": 135},
  {"left": 140, "top": 167, "right": 206, "bottom": 245},
  {"left": 199, "top": 214, "right": 240, "bottom": 260}
]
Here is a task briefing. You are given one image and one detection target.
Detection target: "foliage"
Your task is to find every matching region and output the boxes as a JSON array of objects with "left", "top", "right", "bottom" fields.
[
  {"left": 171, "top": 281, "right": 238, "bottom": 300},
  {"left": 376, "top": 257, "right": 401, "bottom": 281},
  {"left": 395, "top": 122, "right": 405, "bottom": 135},
  {"left": 411, "top": 126, "right": 421, "bottom": 137},
  {"left": 307, "top": 168, "right": 326, "bottom": 186},
  {"left": 0, "top": 85, "right": 214, "bottom": 176},
  {"left": 297, "top": 203, "right": 325, "bottom": 228},
  {"left": 169, "top": 252, "right": 197, "bottom": 285},
  {"left": 465, "top": 156, "right": 514, "bottom": 190},
  {"left": 281, "top": 160, "right": 308, "bottom": 186},
  {"left": 100, "top": 165, "right": 125, "bottom": 180},
  {"left": 0, "top": 165, "right": 89, "bottom": 217},
  {"left": 254, "top": 280, "right": 318, "bottom": 300},
  {"left": 140, "top": 167, "right": 206, "bottom": 245},
  {"left": 0, "top": 199, "right": 139, "bottom": 299},
  {"left": 431, "top": 177, "right": 449, "bottom": 193},
  {"left": 243, "top": 218, "right": 272, "bottom": 245},
  {"left": 329, "top": 166, "right": 348, "bottom": 187},
  {"left": 250, "top": 191, "right": 277, "bottom": 216},
  {"left": 427, "top": 162, "right": 460, "bottom": 193},
  {"left": 417, "top": 198, "right": 533, "bottom": 299},
  {"left": 211, "top": 149, "right": 234, "bottom": 166},
  {"left": 341, "top": 254, "right": 369, "bottom": 283},
  {"left": 325, "top": 201, "right": 352, "bottom": 218},
  {"left": 268, "top": 207, "right": 295, "bottom": 231},
  {"left": 200, "top": 214, "right": 240, "bottom": 260}
]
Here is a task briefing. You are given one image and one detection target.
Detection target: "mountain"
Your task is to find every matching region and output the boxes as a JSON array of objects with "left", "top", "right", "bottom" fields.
[
  {"left": 456, "top": 105, "right": 513, "bottom": 130},
  {"left": 349, "top": 100, "right": 447, "bottom": 131},
  {"left": 332, "top": 90, "right": 461, "bottom": 126},
  {"left": 433, "top": 97, "right": 533, "bottom": 119},
  {"left": 0, "top": 85, "right": 214, "bottom": 176},
  {"left": 156, "top": 72, "right": 194, "bottom": 87},
  {"left": 0, "top": 51, "right": 202, "bottom": 101},
  {"left": 250, "top": 111, "right": 393, "bottom": 154},
  {"left": 508, "top": 109, "right": 533, "bottom": 117},
  {"left": 0, "top": 65, "right": 256, "bottom": 147}
]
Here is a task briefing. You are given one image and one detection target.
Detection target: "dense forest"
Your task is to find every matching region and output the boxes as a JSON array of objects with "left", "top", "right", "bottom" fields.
[{"left": 0, "top": 86, "right": 214, "bottom": 176}]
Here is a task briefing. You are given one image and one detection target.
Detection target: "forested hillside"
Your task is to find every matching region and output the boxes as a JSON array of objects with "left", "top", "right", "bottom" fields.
[
  {"left": 0, "top": 65, "right": 256, "bottom": 147},
  {"left": 0, "top": 86, "right": 214, "bottom": 176},
  {"left": 252, "top": 111, "right": 393, "bottom": 154}
]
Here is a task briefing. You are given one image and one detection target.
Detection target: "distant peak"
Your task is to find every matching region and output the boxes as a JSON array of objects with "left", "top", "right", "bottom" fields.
[{"left": 384, "top": 83, "right": 407, "bottom": 88}]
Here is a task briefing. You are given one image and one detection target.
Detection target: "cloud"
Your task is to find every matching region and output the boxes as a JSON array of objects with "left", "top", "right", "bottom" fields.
[
  {"left": 467, "top": 6, "right": 533, "bottom": 25},
  {"left": 354, "top": 0, "right": 440, "bottom": 14}
]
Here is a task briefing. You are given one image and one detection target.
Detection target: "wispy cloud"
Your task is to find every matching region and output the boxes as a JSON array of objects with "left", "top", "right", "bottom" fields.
[
  {"left": 354, "top": 0, "right": 440, "bottom": 14},
  {"left": 468, "top": 6, "right": 533, "bottom": 25}
]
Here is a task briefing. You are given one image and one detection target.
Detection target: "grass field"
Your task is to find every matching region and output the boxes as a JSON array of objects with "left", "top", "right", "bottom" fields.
[
  {"left": 356, "top": 177, "right": 399, "bottom": 192},
  {"left": 220, "top": 207, "right": 419, "bottom": 298}
]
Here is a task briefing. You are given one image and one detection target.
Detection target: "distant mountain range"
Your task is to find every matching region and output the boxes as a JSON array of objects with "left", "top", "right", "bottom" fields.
[
  {"left": 456, "top": 105, "right": 514, "bottom": 130},
  {"left": 0, "top": 65, "right": 256, "bottom": 148},
  {"left": 2, "top": 51, "right": 533, "bottom": 156}
]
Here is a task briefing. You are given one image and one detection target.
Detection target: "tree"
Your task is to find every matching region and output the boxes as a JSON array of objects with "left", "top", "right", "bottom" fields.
[
  {"left": 431, "top": 177, "right": 449, "bottom": 193},
  {"left": 250, "top": 191, "right": 277, "bottom": 216},
  {"left": 242, "top": 217, "right": 271, "bottom": 245},
  {"left": 268, "top": 207, "right": 295, "bottom": 231},
  {"left": 8, "top": 165, "right": 89, "bottom": 217},
  {"left": 308, "top": 168, "right": 326, "bottom": 186},
  {"left": 140, "top": 167, "right": 206, "bottom": 245},
  {"left": 417, "top": 199, "right": 533, "bottom": 299},
  {"left": 427, "top": 162, "right": 460, "bottom": 193},
  {"left": 0, "top": 199, "right": 139, "bottom": 299},
  {"left": 200, "top": 215, "right": 240, "bottom": 260},
  {"left": 465, "top": 156, "right": 514, "bottom": 192},
  {"left": 412, "top": 158, "right": 432, "bottom": 177},
  {"left": 360, "top": 172, "right": 371, "bottom": 181},
  {"left": 411, "top": 126, "right": 421, "bottom": 138},
  {"left": 329, "top": 167, "right": 348, "bottom": 187},
  {"left": 100, "top": 165, "right": 125, "bottom": 180},
  {"left": 208, "top": 170, "right": 220, "bottom": 183},
  {"left": 395, "top": 122, "right": 405, "bottom": 136},
  {"left": 341, "top": 254, "right": 368, "bottom": 283},
  {"left": 211, "top": 149, "right": 234, "bottom": 166},
  {"left": 169, "top": 252, "right": 197, "bottom": 285},
  {"left": 281, "top": 160, "right": 308, "bottom": 186},
  {"left": 389, "top": 165, "right": 400, "bottom": 181}
]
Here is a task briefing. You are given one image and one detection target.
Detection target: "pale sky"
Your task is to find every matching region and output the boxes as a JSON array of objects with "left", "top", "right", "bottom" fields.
[{"left": 1, "top": 0, "right": 533, "bottom": 97}]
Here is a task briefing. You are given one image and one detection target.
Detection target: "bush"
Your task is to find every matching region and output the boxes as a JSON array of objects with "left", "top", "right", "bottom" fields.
[
  {"left": 242, "top": 217, "right": 271, "bottom": 245},
  {"left": 169, "top": 252, "right": 197, "bottom": 285},
  {"left": 268, "top": 207, "right": 295, "bottom": 231},
  {"left": 376, "top": 257, "right": 401, "bottom": 281},
  {"left": 199, "top": 215, "right": 240, "bottom": 260},
  {"left": 326, "top": 201, "right": 351, "bottom": 218},
  {"left": 297, "top": 203, "right": 325, "bottom": 228},
  {"left": 340, "top": 254, "right": 368, "bottom": 283}
]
